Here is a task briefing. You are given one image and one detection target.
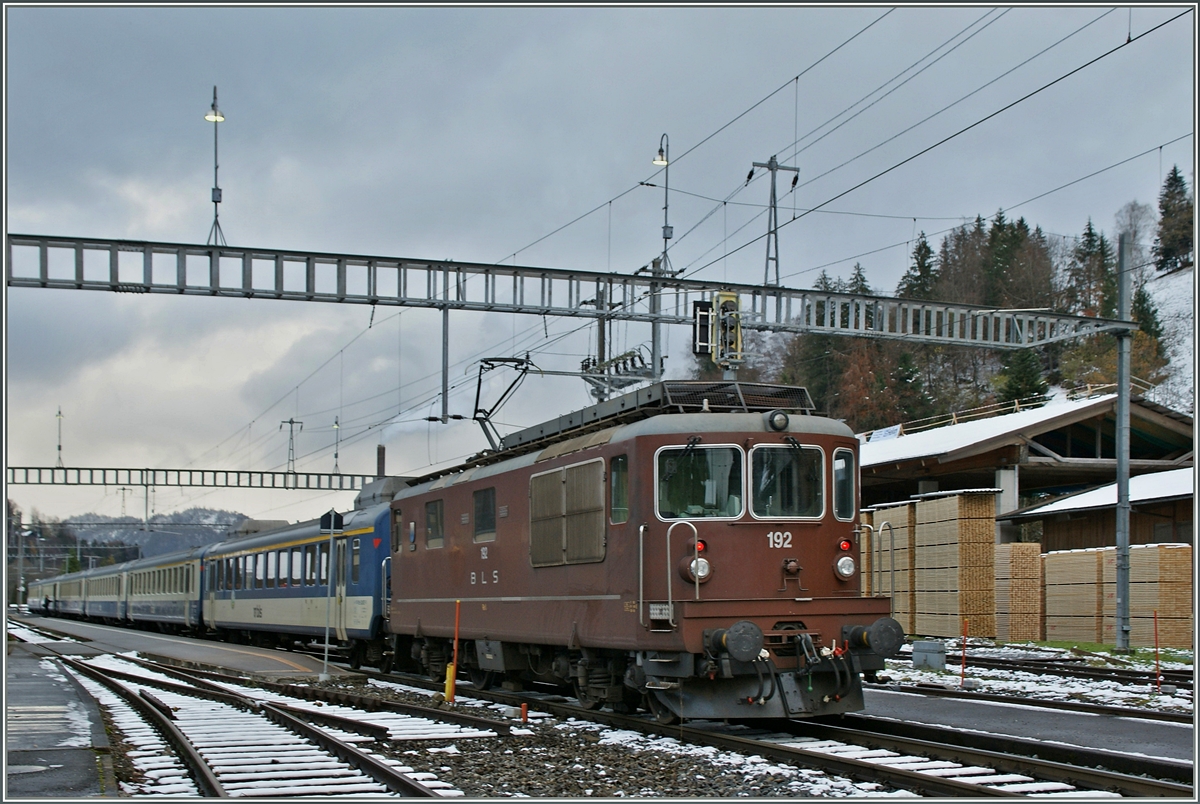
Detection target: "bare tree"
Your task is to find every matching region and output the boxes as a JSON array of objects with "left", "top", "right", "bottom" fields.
[{"left": 1114, "top": 199, "right": 1155, "bottom": 285}]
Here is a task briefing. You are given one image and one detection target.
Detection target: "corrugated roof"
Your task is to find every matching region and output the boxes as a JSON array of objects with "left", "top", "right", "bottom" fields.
[
  {"left": 1003, "top": 467, "right": 1194, "bottom": 519},
  {"left": 861, "top": 395, "right": 1117, "bottom": 468}
]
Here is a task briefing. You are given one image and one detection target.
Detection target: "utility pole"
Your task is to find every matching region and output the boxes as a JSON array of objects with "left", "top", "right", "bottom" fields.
[
  {"left": 280, "top": 418, "right": 304, "bottom": 486},
  {"left": 651, "top": 134, "right": 671, "bottom": 383},
  {"left": 752, "top": 155, "right": 800, "bottom": 288},
  {"left": 16, "top": 527, "right": 26, "bottom": 606},
  {"left": 1115, "top": 234, "right": 1132, "bottom": 651},
  {"left": 117, "top": 486, "right": 133, "bottom": 516},
  {"left": 55, "top": 407, "right": 64, "bottom": 468},
  {"left": 333, "top": 416, "right": 341, "bottom": 474},
  {"left": 442, "top": 271, "right": 450, "bottom": 423},
  {"left": 205, "top": 86, "right": 227, "bottom": 246}
]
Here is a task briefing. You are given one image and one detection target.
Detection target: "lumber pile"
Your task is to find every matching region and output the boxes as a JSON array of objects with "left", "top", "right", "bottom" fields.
[
  {"left": 1100, "top": 544, "right": 1193, "bottom": 648},
  {"left": 868, "top": 502, "right": 916, "bottom": 633},
  {"left": 994, "top": 542, "right": 1043, "bottom": 642},
  {"left": 913, "top": 491, "right": 996, "bottom": 638},
  {"left": 1043, "top": 544, "right": 1192, "bottom": 648},
  {"left": 1043, "top": 548, "right": 1104, "bottom": 642}
]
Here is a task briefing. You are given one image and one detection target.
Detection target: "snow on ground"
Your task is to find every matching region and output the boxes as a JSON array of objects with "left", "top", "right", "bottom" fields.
[
  {"left": 1144, "top": 265, "right": 1194, "bottom": 414},
  {"left": 886, "top": 639, "right": 1193, "bottom": 714}
]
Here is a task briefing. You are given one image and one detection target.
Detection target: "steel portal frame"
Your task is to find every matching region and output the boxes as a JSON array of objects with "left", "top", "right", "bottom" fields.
[{"left": 7, "top": 234, "right": 1133, "bottom": 347}]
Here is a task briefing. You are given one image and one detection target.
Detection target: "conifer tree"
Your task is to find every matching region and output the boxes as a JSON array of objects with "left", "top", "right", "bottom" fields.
[
  {"left": 896, "top": 233, "right": 936, "bottom": 300},
  {"left": 996, "top": 348, "right": 1048, "bottom": 405},
  {"left": 1066, "top": 220, "right": 1117, "bottom": 317},
  {"left": 1153, "top": 165, "right": 1194, "bottom": 272},
  {"left": 1130, "top": 285, "right": 1165, "bottom": 357}
]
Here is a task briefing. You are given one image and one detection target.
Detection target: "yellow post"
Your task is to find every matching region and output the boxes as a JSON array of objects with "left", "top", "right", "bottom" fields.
[{"left": 445, "top": 599, "right": 461, "bottom": 702}]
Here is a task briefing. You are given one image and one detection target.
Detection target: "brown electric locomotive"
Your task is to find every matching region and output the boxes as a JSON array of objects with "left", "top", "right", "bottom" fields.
[{"left": 387, "top": 381, "right": 902, "bottom": 721}]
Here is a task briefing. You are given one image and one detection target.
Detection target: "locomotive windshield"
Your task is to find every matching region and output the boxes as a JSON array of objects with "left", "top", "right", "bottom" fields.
[
  {"left": 657, "top": 446, "right": 743, "bottom": 519},
  {"left": 751, "top": 445, "right": 823, "bottom": 518}
]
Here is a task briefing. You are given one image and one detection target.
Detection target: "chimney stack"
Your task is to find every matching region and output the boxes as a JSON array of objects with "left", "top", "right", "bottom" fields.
[{"left": 376, "top": 445, "right": 386, "bottom": 478}]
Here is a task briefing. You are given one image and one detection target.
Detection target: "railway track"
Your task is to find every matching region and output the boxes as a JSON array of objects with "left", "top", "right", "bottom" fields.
[
  {"left": 946, "top": 653, "right": 1194, "bottom": 691},
  {"left": 59, "top": 655, "right": 477, "bottom": 797},
  {"left": 868, "top": 680, "right": 1193, "bottom": 724},
  {"left": 12, "top": 620, "right": 1192, "bottom": 797},
  {"left": 342, "top": 665, "right": 1192, "bottom": 797}
]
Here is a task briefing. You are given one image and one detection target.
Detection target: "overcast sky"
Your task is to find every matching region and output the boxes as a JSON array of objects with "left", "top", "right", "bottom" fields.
[{"left": 5, "top": 5, "right": 1195, "bottom": 527}]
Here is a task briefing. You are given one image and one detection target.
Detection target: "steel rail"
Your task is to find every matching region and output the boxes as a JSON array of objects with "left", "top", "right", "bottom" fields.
[
  {"left": 870, "top": 681, "right": 1193, "bottom": 723},
  {"left": 785, "top": 716, "right": 1192, "bottom": 797},
  {"left": 257, "top": 702, "right": 436, "bottom": 797},
  {"left": 356, "top": 665, "right": 1196, "bottom": 797},
  {"left": 343, "top": 667, "right": 1011, "bottom": 797},
  {"left": 60, "top": 657, "right": 228, "bottom": 797},
  {"left": 842, "top": 713, "right": 1194, "bottom": 787},
  {"left": 946, "top": 653, "right": 1194, "bottom": 690},
  {"left": 127, "top": 654, "right": 511, "bottom": 736},
  {"left": 68, "top": 656, "right": 439, "bottom": 797}
]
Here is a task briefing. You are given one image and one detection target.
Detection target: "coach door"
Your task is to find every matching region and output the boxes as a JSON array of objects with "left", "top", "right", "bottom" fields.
[
  {"left": 205, "top": 561, "right": 217, "bottom": 628},
  {"left": 334, "top": 539, "right": 349, "bottom": 641}
]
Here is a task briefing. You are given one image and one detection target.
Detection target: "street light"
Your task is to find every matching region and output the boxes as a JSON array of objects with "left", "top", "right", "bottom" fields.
[
  {"left": 205, "top": 86, "right": 227, "bottom": 246},
  {"left": 651, "top": 133, "right": 671, "bottom": 383}
]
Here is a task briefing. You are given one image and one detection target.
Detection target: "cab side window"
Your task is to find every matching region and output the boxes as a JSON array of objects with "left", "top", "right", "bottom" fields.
[
  {"left": 473, "top": 488, "right": 496, "bottom": 542},
  {"left": 426, "top": 500, "right": 444, "bottom": 549},
  {"left": 610, "top": 454, "right": 629, "bottom": 524}
]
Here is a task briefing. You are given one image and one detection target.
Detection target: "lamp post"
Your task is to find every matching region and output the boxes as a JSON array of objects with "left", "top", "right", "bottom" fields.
[
  {"left": 205, "top": 86, "right": 227, "bottom": 246},
  {"left": 651, "top": 134, "right": 671, "bottom": 383}
]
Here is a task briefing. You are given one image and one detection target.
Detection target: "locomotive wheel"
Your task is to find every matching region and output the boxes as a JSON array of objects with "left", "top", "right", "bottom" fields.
[
  {"left": 612, "top": 688, "right": 642, "bottom": 715},
  {"left": 573, "top": 682, "right": 603, "bottom": 711},
  {"left": 645, "top": 693, "right": 681, "bottom": 725},
  {"left": 349, "top": 643, "right": 364, "bottom": 670},
  {"left": 466, "top": 667, "right": 495, "bottom": 690}
]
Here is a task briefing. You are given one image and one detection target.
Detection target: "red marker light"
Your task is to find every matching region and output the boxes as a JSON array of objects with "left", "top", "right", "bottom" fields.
[
  {"left": 695, "top": 539, "right": 707, "bottom": 553},
  {"left": 838, "top": 539, "right": 852, "bottom": 552}
]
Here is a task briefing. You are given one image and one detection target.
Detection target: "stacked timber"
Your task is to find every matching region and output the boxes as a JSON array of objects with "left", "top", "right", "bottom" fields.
[
  {"left": 1100, "top": 544, "right": 1193, "bottom": 648},
  {"left": 913, "top": 491, "right": 996, "bottom": 638},
  {"left": 869, "top": 502, "right": 915, "bottom": 633},
  {"left": 1043, "top": 548, "right": 1104, "bottom": 642},
  {"left": 994, "top": 542, "right": 1043, "bottom": 642}
]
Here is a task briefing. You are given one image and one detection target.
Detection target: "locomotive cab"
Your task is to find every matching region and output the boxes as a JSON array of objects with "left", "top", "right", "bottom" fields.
[{"left": 387, "top": 381, "right": 903, "bottom": 722}]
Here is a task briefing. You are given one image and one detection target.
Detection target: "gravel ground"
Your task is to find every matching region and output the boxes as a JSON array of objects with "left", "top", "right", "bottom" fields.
[{"left": 341, "top": 678, "right": 905, "bottom": 798}]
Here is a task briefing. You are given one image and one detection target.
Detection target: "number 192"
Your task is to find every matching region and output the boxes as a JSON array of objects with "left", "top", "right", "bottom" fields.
[{"left": 767, "top": 531, "right": 792, "bottom": 548}]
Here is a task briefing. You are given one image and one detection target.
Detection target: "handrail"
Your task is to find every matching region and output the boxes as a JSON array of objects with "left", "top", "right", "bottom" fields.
[
  {"left": 665, "top": 520, "right": 698, "bottom": 626},
  {"left": 858, "top": 522, "right": 876, "bottom": 594},
  {"left": 380, "top": 556, "right": 391, "bottom": 621},
  {"left": 878, "top": 521, "right": 896, "bottom": 616},
  {"left": 638, "top": 524, "right": 647, "bottom": 628}
]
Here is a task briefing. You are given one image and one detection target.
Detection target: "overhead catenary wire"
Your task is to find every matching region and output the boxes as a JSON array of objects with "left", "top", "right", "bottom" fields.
[
  {"left": 144, "top": 9, "right": 1190, "bottom": 513},
  {"left": 778, "top": 132, "right": 1194, "bottom": 283},
  {"left": 683, "top": 8, "right": 1194, "bottom": 282},
  {"left": 793, "top": 7, "right": 1118, "bottom": 194}
]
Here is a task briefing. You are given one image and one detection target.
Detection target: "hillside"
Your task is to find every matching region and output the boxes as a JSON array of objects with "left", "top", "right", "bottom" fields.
[
  {"left": 1144, "top": 266, "right": 1194, "bottom": 414},
  {"left": 66, "top": 507, "right": 247, "bottom": 558}
]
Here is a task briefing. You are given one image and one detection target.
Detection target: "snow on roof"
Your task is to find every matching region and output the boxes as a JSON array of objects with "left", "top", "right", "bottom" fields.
[
  {"left": 1009, "top": 467, "right": 1194, "bottom": 518},
  {"left": 861, "top": 394, "right": 1117, "bottom": 468}
]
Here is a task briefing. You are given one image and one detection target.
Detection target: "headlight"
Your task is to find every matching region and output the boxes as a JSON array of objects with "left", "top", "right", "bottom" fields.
[
  {"left": 690, "top": 557, "right": 712, "bottom": 581},
  {"left": 835, "top": 555, "right": 856, "bottom": 579}
]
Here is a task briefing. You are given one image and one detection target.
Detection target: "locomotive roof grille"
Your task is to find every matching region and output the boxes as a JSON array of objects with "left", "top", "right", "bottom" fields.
[{"left": 409, "top": 381, "right": 814, "bottom": 485}]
